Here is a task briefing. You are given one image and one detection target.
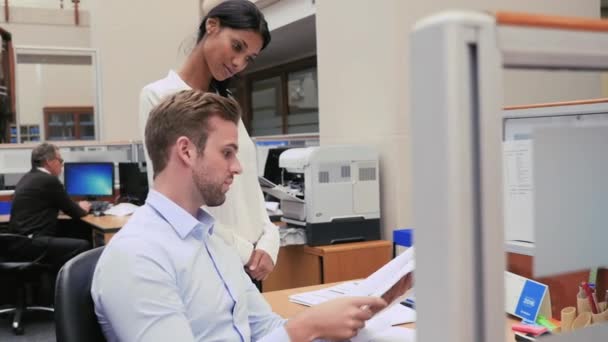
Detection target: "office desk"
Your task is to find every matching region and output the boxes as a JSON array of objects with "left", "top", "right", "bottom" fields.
[
  {"left": 262, "top": 283, "right": 520, "bottom": 340},
  {"left": 262, "top": 240, "right": 392, "bottom": 292},
  {"left": 0, "top": 213, "right": 129, "bottom": 247},
  {"left": 0, "top": 214, "right": 73, "bottom": 224},
  {"left": 81, "top": 215, "right": 130, "bottom": 247},
  {"left": 507, "top": 249, "right": 608, "bottom": 318}
]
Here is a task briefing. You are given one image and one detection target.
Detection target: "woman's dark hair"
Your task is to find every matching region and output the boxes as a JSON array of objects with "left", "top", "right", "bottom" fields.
[{"left": 198, "top": 0, "right": 271, "bottom": 97}]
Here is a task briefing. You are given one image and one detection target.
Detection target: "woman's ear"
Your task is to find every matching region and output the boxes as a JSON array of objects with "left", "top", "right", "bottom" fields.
[{"left": 205, "top": 17, "right": 220, "bottom": 35}]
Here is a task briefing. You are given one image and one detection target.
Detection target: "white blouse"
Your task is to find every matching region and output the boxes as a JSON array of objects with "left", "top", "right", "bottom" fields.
[{"left": 138, "top": 70, "right": 280, "bottom": 264}]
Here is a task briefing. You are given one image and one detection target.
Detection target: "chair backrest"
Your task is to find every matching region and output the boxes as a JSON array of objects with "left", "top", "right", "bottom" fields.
[
  {"left": 55, "top": 247, "right": 106, "bottom": 342},
  {"left": 0, "top": 233, "right": 41, "bottom": 264}
]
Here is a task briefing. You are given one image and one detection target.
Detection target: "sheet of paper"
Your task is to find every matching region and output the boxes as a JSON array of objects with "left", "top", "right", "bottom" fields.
[
  {"left": 373, "top": 301, "right": 416, "bottom": 326},
  {"left": 258, "top": 176, "right": 305, "bottom": 203},
  {"left": 288, "top": 281, "right": 361, "bottom": 306},
  {"left": 345, "top": 246, "right": 415, "bottom": 298},
  {"left": 288, "top": 281, "right": 416, "bottom": 326},
  {"left": 346, "top": 247, "right": 415, "bottom": 340},
  {"left": 353, "top": 326, "right": 416, "bottom": 342},
  {"left": 289, "top": 248, "right": 417, "bottom": 340},
  {"left": 104, "top": 202, "right": 139, "bottom": 217},
  {"left": 503, "top": 140, "right": 534, "bottom": 242},
  {"left": 265, "top": 201, "right": 279, "bottom": 212}
]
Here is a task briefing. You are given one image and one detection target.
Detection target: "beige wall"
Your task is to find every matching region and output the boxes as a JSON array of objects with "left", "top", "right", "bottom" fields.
[
  {"left": 0, "top": 7, "right": 90, "bottom": 47},
  {"left": 316, "top": 0, "right": 601, "bottom": 239},
  {"left": 89, "top": 0, "right": 198, "bottom": 141},
  {"left": 17, "top": 64, "right": 94, "bottom": 134},
  {"left": 0, "top": 6, "right": 92, "bottom": 140}
]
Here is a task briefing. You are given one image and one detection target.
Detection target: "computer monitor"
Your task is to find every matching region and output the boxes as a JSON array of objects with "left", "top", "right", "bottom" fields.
[
  {"left": 502, "top": 100, "right": 608, "bottom": 243},
  {"left": 64, "top": 162, "right": 114, "bottom": 198},
  {"left": 118, "top": 162, "right": 149, "bottom": 204},
  {"left": 263, "top": 147, "right": 290, "bottom": 186}
]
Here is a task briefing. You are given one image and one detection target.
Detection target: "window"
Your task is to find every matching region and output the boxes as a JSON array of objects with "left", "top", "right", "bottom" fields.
[
  {"left": 287, "top": 67, "right": 319, "bottom": 133},
  {"left": 251, "top": 76, "right": 283, "bottom": 136},
  {"left": 236, "top": 57, "right": 318, "bottom": 136},
  {"left": 14, "top": 47, "right": 100, "bottom": 143},
  {"left": 44, "top": 106, "right": 94, "bottom": 141}
]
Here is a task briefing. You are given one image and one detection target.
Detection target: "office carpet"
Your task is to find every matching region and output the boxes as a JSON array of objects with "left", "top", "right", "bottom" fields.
[{"left": 0, "top": 312, "right": 55, "bottom": 342}]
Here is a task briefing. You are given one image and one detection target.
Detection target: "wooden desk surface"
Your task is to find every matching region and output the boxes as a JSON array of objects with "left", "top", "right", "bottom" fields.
[
  {"left": 262, "top": 283, "right": 519, "bottom": 340},
  {"left": 81, "top": 214, "right": 130, "bottom": 231}
]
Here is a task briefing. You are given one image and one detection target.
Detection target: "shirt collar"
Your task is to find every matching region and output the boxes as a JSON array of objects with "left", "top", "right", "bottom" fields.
[
  {"left": 145, "top": 189, "right": 215, "bottom": 240},
  {"left": 37, "top": 167, "right": 50, "bottom": 174}
]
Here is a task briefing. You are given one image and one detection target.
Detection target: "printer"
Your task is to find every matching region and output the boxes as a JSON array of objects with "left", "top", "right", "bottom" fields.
[{"left": 277, "top": 145, "right": 381, "bottom": 246}]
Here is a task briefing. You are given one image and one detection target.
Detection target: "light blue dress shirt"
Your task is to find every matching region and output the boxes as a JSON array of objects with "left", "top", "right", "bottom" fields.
[{"left": 91, "top": 190, "right": 288, "bottom": 342}]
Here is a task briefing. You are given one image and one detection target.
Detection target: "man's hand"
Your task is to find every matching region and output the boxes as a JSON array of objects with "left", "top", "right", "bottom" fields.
[
  {"left": 285, "top": 296, "right": 387, "bottom": 342},
  {"left": 79, "top": 201, "right": 92, "bottom": 213},
  {"left": 380, "top": 273, "right": 413, "bottom": 308},
  {"left": 245, "top": 249, "right": 274, "bottom": 281}
]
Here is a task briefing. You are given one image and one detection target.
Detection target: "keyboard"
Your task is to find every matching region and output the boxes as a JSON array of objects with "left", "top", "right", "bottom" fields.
[{"left": 90, "top": 201, "right": 111, "bottom": 213}]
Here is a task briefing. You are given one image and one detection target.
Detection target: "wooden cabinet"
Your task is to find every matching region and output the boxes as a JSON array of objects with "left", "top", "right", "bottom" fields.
[{"left": 262, "top": 240, "right": 392, "bottom": 292}]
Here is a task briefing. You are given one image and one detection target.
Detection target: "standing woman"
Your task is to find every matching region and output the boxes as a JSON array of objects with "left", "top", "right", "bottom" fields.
[{"left": 139, "top": 0, "right": 278, "bottom": 283}]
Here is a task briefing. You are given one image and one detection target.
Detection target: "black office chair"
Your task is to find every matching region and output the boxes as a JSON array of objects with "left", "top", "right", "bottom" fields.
[
  {"left": 0, "top": 233, "right": 54, "bottom": 335},
  {"left": 54, "top": 246, "right": 106, "bottom": 342}
]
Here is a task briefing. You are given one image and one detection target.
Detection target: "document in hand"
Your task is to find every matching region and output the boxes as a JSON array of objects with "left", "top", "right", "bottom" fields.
[
  {"left": 288, "top": 281, "right": 415, "bottom": 326},
  {"left": 348, "top": 247, "right": 415, "bottom": 342},
  {"left": 345, "top": 246, "right": 415, "bottom": 298}
]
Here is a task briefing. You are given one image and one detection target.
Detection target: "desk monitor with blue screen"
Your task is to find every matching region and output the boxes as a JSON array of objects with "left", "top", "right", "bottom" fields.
[{"left": 64, "top": 162, "right": 114, "bottom": 198}]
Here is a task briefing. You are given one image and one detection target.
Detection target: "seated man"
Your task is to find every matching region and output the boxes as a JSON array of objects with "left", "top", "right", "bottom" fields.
[
  {"left": 92, "top": 90, "right": 412, "bottom": 342},
  {"left": 8, "top": 142, "right": 92, "bottom": 270}
]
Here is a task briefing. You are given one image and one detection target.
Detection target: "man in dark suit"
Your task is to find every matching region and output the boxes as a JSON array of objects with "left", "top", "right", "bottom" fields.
[{"left": 8, "top": 143, "right": 92, "bottom": 270}]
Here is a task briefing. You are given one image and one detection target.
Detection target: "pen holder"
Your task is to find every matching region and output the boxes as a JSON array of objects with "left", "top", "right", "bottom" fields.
[
  {"left": 577, "top": 296, "right": 592, "bottom": 314},
  {"left": 561, "top": 306, "right": 576, "bottom": 332},
  {"left": 591, "top": 303, "right": 608, "bottom": 324},
  {"left": 571, "top": 312, "right": 592, "bottom": 330}
]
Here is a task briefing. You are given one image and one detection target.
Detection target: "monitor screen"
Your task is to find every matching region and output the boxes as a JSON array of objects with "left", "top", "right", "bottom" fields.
[
  {"left": 263, "top": 147, "right": 289, "bottom": 185},
  {"left": 118, "top": 162, "right": 149, "bottom": 204},
  {"left": 64, "top": 162, "right": 114, "bottom": 197}
]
